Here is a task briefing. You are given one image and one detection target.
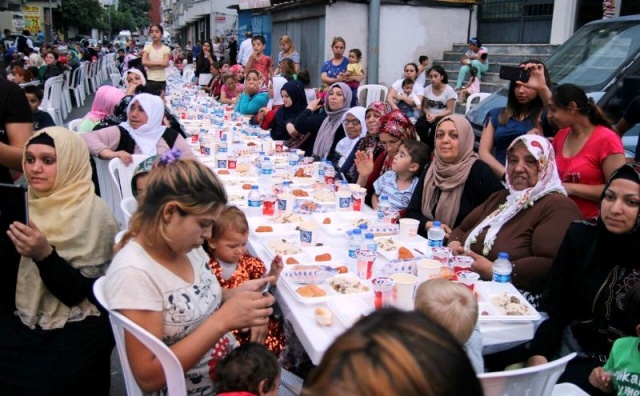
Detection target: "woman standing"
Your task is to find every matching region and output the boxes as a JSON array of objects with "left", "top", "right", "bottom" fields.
[
  {"left": 274, "top": 35, "right": 300, "bottom": 75},
  {"left": 212, "top": 36, "right": 225, "bottom": 62},
  {"left": 549, "top": 84, "right": 625, "bottom": 219},
  {"left": 142, "top": 24, "right": 170, "bottom": 89},
  {"left": 414, "top": 66, "right": 457, "bottom": 149},
  {"left": 405, "top": 115, "right": 503, "bottom": 238},
  {"left": 320, "top": 37, "right": 349, "bottom": 85},
  {"left": 386, "top": 63, "right": 424, "bottom": 113},
  {"left": 527, "top": 163, "right": 640, "bottom": 393},
  {"left": 194, "top": 40, "right": 215, "bottom": 87},
  {"left": 2, "top": 127, "right": 118, "bottom": 394}
]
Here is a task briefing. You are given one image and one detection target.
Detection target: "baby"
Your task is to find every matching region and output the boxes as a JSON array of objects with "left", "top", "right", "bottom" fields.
[
  {"left": 396, "top": 78, "right": 421, "bottom": 119},
  {"left": 215, "top": 343, "right": 280, "bottom": 396}
]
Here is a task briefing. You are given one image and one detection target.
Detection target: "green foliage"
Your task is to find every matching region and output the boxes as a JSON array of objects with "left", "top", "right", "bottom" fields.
[
  {"left": 52, "top": 0, "right": 106, "bottom": 32},
  {"left": 119, "top": 0, "right": 151, "bottom": 30}
]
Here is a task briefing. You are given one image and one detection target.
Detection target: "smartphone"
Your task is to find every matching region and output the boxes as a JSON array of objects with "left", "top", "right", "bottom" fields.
[
  {"left": 499, "top": 66, "right": 530, "bottom": 82},
  {"left": 0, "top": 183, "right": 29, "bottom": 234}
]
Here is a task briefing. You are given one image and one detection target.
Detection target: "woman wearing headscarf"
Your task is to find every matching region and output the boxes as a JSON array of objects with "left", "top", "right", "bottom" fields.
[
  {"left": 354, "top": 110, "right": 417, "bottom": 205},
  {"left": 78, "top": 86, "right": 126, "bottom": 133},
  {"left": 338, "top": 101, "right": 392, "bottom": 183},
  {"left": 270, "top": 79, "right": 307, "bottom": 141},
  {"left": 81, "top": 93, "right": 193, "bottom": 165},
  {"left": 405, "top": 115, "right": 504, "bottom": 238},
  {"left": 92, "top": 68, "right": 148, "bottom": 131},
  {"left": 1, "top": 127, "right": 118, "bottom": 394},
  {"left": 448, "top": 135, "right": 582, "bottom": 305},
  {"left": 526, "top": 163, "right": 640, "bottom": 393},
  {"left": 290, "top": 82, "right": 352, "bottom": 157},
  {"left": 332, "top": 106, "right": 367, "bottom": 168}
]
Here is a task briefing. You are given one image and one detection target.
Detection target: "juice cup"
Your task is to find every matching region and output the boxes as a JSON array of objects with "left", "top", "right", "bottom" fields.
[
  {"left": 372, "top": 277, "right": 395, "bottom": 309},
  {"left": 356, "top": 249, "right": 376, "bottom": 280}
]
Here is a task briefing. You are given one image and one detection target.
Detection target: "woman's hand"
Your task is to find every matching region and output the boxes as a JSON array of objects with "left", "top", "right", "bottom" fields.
[
  {"left": 466, "top": 250, "right": 493, "bottom": 280},
  {"left": 267, "top": 255, "right": 283, "bottom": 284},
  {"left": 589, "top": 367, "right": 613, "bottom": 393},
  {"left": 286, "top": 123, "right": 299, "bottom": 138},
  {"left": 307, "top": 98, "right": 322, "bottom": 112},
  {"left": 425, "top": 112, "right": 436, "bottom": 123},
  {"left": 217, "top": 291, "right": 274, "bottom": 330},
  {"left": 112, "top": 150, "right": 133, "bottom": 165},
  {"left": 235, "top": 276, "right": 276, "bottom": 294},
  {"left": 517, "top": 63, "right": 551, "bottom": 103},
  {"left": 354, "top": 150, "right": 374, "bottom": 179},
  {"left": 7, "top": 220, "right": 53, "bottom": 261},
  {"left": 447, "top": 240, "right": 464, "bottom": 256},
  {"left": 249, "top": 323, "right": 269, "bottom": 344},
  {"left": 526, "top": 355, "right": 549, "bottom": 367}
]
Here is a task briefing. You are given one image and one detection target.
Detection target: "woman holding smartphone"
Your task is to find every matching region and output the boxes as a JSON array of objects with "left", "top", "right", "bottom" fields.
[{"left": 2, "top": 127, "right": 119, "bottom": 394}]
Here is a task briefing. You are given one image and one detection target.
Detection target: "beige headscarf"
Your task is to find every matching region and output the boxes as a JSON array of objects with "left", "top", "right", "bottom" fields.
[
  {"left": 421, "top": 115, "right": 478, "bottom": 227},
  {"left": 15, "top": 127, "right": 118, "bottom": 330}
]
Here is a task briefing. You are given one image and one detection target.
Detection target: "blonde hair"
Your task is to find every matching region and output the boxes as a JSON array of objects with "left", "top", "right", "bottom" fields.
[
  {"left": 210, "top": 206, "right": 249, "bottom": 240},
  {"left": 279, "top": 35, "right": 296, "bottom": 52},
  {"left": 118, "top": 159, "right": 227, "bottom": 250},
  {"left": 414, "top": 278, "right": 478, "bottom": 344}
]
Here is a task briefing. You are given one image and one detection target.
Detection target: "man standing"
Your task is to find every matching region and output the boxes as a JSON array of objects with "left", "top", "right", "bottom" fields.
[
  {"left": 16, "top": 30, "right": 34, "bottom": 54},
  {"left": 228, "top": 35, "right": 238, "bottom": 65},
  {"left": 237, "top": 31, "right": 253, "bottom": 66},
  {"left": 192, "top": 41, "right": 201, "bottom": 60}
]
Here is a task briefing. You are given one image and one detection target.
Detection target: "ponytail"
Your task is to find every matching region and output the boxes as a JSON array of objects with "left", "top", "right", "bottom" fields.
[
  {"left": 552, "top": 83, "right": 612, "bottom": 128},
  {"left": 586, "top": 97, "right": 612, "bottom": 129}
]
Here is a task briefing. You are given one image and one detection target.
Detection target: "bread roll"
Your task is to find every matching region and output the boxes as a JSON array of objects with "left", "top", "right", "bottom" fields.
[
  {"left": 217, "top": 169, "right": 230, "bottom": 175},
  {"left": 315, "top": 307, "right": 333, "bottom": 326},
  {"left": 315, "top": 253, "right": 332, "bottom": 262},
  {"left": 398, "top": 247, "right": 414, "bottom": 260},
  {"left": 286, "top": 257, "right": 299, "bottom": 265},
  {"left": 255, "top": 226, "right": 273, "bottom": 233},
  {"left": 322, "top": 217, "right": 331, "bottom": 224}
]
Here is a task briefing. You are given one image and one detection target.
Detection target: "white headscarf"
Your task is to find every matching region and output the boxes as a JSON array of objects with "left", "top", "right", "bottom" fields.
[
  {"left": 271, "top": 76, "right": 288, "bottom": 107},
  {"left": 119, "top": 93, "right": 166, "bottom": 156},
  {"left": 464, "top": 135, "right": 566, "bottom": 255},
  {"left": 335, "top": 106, "right": 367, "bottom": 167},
  {"left": 123, "top": 68, "right": 147, "bottom": 87}
]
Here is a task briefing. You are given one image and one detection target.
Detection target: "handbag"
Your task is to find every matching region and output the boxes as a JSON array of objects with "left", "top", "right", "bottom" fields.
[{"left": 285, "top": 132, "right": 313, "bottom": 151}]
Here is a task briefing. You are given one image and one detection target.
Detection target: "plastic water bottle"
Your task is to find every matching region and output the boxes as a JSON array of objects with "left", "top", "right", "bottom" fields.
[
  {"left": 218, "top": 134, "right": 228, "bottom": 153},
  {"left": 324, "top": 162, "right": 336, "bottom": 190},
  {"left": 247, "top": 185, "right": 261, "bottom": 216},
  {"left": 358, "top": 223, "right": 369, "bottom": 232},
  {"left": 361, "top": 232, "right": 377, "bottom": 254},
  {"left": 261, "top": 156, "right": 273, "bottom": 176},
  {"left": 288, "top": 150, "right": 299, "bottom": 173},
  {"left": 338, "top": 179, "right": 350, "bottom": 192},
  {"left": 348, "top": 228, "right": 363, "bottom": 259},
  {"left": 377, "top": 195, "right": 391, "bottom": 222},
  {"left": 427, "top": 221, "right": 445, "bottom": 247},
  {"left": 281, "top": 180, "right": 292, "bottom": 194},
  {"left": 316, "top": 161, "right": 325, "bottom": 182},
  {"left": 492, "top": 252, "right": 512, "bottom": 283}
]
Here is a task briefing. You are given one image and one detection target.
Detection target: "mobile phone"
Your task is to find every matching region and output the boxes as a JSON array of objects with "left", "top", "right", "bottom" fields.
[
  {"left": 499, "top": 66, "right": 530, "bottom": 82},
  {"left": 0, "top": 183, "right": 29, "bottom": 234}
]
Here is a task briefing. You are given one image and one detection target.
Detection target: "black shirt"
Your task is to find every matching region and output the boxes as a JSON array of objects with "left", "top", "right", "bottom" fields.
[{"left": 0, "top": 79, "right": 33, "bottom": 184}]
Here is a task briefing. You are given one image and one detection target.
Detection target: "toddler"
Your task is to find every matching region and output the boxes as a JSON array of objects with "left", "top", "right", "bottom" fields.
[
  {"left": 589, "top": 283, "right": 640, "bottom": 395},
  {"left": 459, "top": 66, "right": 480, "bottom": 104},
  {"left": 215, "top": 343, "right": 280, "bottom": 396},
  {"left": 346, "top": 48, "right": 364, "bottom": 106},
  {"left": 245, "top": 35, "right": 273, "bottom": 87},
  {"left": 23, "top": 85, "right": 55, "bottom": 130},
  {"left": 396, "top": 78, "right": 421, "bottom": 119},
  {"left": 205, "top": 206, "right": 286, "bottom": 356},
  {"left": 372, "top": 140, "right": 430, "bottom": 217},
  {"left": 415, "top": 278, "right": 484, "bottom": 374},
  {"left": 298, "top": 70, "right": 317, "bottom": 104}
]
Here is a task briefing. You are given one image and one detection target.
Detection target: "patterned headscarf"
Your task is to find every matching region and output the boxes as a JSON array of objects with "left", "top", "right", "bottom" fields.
[
  {"left": 377, "top": 110, "right": 417, "bottom": 174},
  {"left": 464, "top": 135, "right": 565, "bottom": 255},
  {"left": 131, "top": 155, "right": 159, "bottom": 197}
]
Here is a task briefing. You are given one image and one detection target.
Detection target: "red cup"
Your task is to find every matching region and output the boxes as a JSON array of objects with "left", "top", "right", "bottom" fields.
[
  {"left": 228, "top": 158, "right": 237, "bottom": 169},
  {"left": 372, "top": 277, "right": 395, "bottom": 309},
  {"left": 262, "top": 196, "right": 276, "bottom": 216}
]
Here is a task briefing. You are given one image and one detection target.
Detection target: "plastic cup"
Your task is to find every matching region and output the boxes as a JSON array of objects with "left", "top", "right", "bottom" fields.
[
  {"left": 227, "top": 158, "right": 237, "bottom": 169},
  {"left": 356, "top": 249, "right": 376, "bottom": 280},
  {"left": 299, "top": 222, "right": 319, "bottom": 247},
  {"left": 452, "top": 255, "right": 474, "bottom": 272},
  {"left": 262, "top": 195, "right": 277, "bottom": 216},
  {"left": 390, "top": 273, "right": 418, "bottom": 311},
  {"left": 398, "top": 218, "right": 419, "bottom": 239},
  {"left": 274, "top": 141, "right": 284, "bottom": 152},
  {"left": 416, "top": 259, "right": 441, "bottom": 283},
  {"left": 372, "top": 277, "right": 395, "bottom": 309},
  {"left": 351, "top": 188, "right": 366, "bottom": 212},
  {"left": 432, "top": 247, "right": 453, "bottom": 280},
  {"left": 456, "top": 271, "right": 480, "bottom": 293},
  {"left": 277, "top": 193, "right": 295, "bottom": 214},
  {"left": 336, "top": 191, "right": 352, "bottom": 211}
]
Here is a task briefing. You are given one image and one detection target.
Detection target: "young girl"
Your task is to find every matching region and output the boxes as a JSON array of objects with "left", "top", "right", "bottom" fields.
[
  {"left": 458, "top": 66, "right": 480, "bottom": 104},
  {"left": 204, "top": 62, "right": 222, "bottom": 99},
  {"left": 346, "top": 48, "right": 365, "bottom": 106},
  {"left": 235, "top": 69, "right": 270, "bottom": 115},
  {"left": 298, "top": 69, "right": 318, "bottom": 104},
  {"left": 103, "top": 154, "right": 275, "bottom": 395},
  {"left": 230, "top": 64, "right": 245, "bottom": 84},
  {"left": 274, "top": 35, "right": 300, "bottom": 76},
  {"left": 205, "top": 206, "right": 286, "bottom": 356},
  {"left": 415, "top": 65, "right": 457, "bottom": 149},
  {"left": 279, "top": 58, "right": 297, "bottom": 80},
  {"left": 219, "top": 72, "right": 243, "bottom": 105},
  {"left": 142, "top": 24, "right": 170, "bottom": 89}
]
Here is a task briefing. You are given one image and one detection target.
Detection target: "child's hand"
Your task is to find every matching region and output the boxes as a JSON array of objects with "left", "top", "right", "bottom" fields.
[
  {"left": 589, "top": 367, "right": 613, "bottom": 392},
  {"left": 250, "top": 323, "right": 269, "bottom": 344},
  {"left": 267, "top": 255, "right": 283, "bottom": 284}
]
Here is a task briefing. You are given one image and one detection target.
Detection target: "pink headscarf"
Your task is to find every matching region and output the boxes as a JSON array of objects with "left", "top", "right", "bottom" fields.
[{"left": 85, "top": 86, "right": 125, "bottom": 122}]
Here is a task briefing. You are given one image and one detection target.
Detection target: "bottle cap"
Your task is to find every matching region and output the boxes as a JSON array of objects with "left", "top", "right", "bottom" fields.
[
  {"left": 433, "top": 221, "right": 441, "bottom": 227},
  {"left": 498, "top": 252, "right": 509, "bottom": 260},
  {"left": 365, "top": 233, "right": 374, "bottom": 239},
  {"left": 352, "top": 228, "right": 362, "bottom": 235},
  {"left": 251, "top": 185, "right": 259, "bottom": 190}
]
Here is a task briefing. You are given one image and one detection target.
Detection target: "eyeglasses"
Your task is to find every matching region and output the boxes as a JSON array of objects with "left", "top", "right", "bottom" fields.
[
  {"left": 343, "top": 119, "right": 361, "bottom": 127},
  {"left": 378, "top": 138, "right": 401, "bottom": 148}
]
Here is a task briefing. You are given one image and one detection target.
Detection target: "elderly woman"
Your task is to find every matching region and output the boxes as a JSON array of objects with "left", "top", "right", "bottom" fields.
[
  {"left": 405, "top": 115, "right": 503, "bottom": 238},
  {"left": 82, "top": 93, "right": 193, "bottom": 164},
  {"left": 78, "top": 86, "right": 126, "bottom": 133},
  {"left": 331, "top": 106, "right": 367, "bottom": 168},
  {"left": 290, "top": 82, "right": 352, "bottom": 158},
  {"left": 527, "top": 163, "right": 640, "bottom": 393},
  {"left": 2, "top": 127, "right": 118, "bottom": 393},
  {"left": 235, "top": 70, "right": 269, "bottom": 116},
  {"left": 448, "top": 135, "right": 582, "bottom": 303},
  {"left": 354, "top": 110, "right": 418, "bottom": 205}
]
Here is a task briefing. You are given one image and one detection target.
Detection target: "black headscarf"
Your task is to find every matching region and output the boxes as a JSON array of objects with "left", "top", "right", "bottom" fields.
[{"left": 271, "top": 80, "right": 307, "bottom": 141}]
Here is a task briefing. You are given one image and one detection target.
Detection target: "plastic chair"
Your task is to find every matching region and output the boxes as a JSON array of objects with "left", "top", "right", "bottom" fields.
[
  {"left": 477, "top": 352, "right": 577, "bottom": 396},
  {"left": 465, "top": 92, "right": 491, "bottom": 115},
  {"left": 551, "top": 383, "right": 589, "bottom": 395},
  {"left": 68, "top": 66, "right": 84, "bottom": 107},
  {"left": 67, "top": 118, "right": 83, "bottom": 132},
  {"left": 108, "top": 155, "right": 149, "bottom": 200},
  {"left": 40, "top": 75, "right": 65, "bottom": 126},
  {"left": 61, "top": 70, "right": 72, "bottom": 119},
  {"left": 82, "top": 61, "right": 92, "bottom": 99},
  {"left": 357, "top": 84, "right": 389, "bottom": 107},
  {"left": 120, "top": 197, "right": 138, "bottom": 228},
  {"left": 93, "top": 277, "right": 187, "bottom": 396},
  {"left": 94, "top": 157, "right": 125, "bottom": 228}
]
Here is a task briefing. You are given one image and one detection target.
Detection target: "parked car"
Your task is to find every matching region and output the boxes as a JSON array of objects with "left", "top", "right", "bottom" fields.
[{"left": 467, "top": 15, "right": 640, "bottom": 159}]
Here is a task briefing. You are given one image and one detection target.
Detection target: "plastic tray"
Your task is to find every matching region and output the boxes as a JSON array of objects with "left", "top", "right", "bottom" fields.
[
  {"left": 327, "top": 296, "right": 375, "bottom": 327},
  {"left": 475, "top": 282, "right": 541, "bottom": 322},
  {"left": 247, "top": 217, "right": 299, "bottom": 238},
  {"left": 280, "top": 273, "right": 373, "bottom": 304},
  {"left": 374, "top": 237, "right": 426, "bottom": 261}
]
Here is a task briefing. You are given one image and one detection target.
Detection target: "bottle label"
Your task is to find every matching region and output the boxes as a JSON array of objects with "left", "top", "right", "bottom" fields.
[
  {"left": 300, "top": 230, "right": 313, "bottom": 244},
  {"left": 492, "top": 272, "right": 511, "bottom": 283},
  {"left": 248, "top": 200, "right": 261, "bottom": 208},
  {"left": 262, "top": 168, "right": 273, "bottom": 175},
  {"left": 217, "top": 159, "right": 227, "bottom": 169},
  {"left": 338, "top": 196, "right": 351, "bottom": 209},
  {"left": 427, "top": 239, "right": 443, "bottom": 247},
  {"left": 277, "top": 200, "right": 286, "bottom": 211},
  {"left": 348, "top": 249, "right": 357, "bottom": 258}
]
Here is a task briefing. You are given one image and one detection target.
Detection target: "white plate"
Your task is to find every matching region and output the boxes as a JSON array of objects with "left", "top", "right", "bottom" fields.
[
  {"left": 280, "top": 273, "right": 372, "bottom": 304},
  {"left": 311, "top": 211, "right": 376, "bottom": 226},
  {"left": 475, "top": 282, "right": 541, "bottom": 322},
  {"left": 327, "top": 296, "right": 375, "bottom": 327},
  {"left": 263, "top": 238, "right": 303, "bottom": 258},
  {"left": 247, "top": 217, "right": 299, "bottom": 237},
  {"left": 374, "top": 237, "right": 425, "bottom": 261}
]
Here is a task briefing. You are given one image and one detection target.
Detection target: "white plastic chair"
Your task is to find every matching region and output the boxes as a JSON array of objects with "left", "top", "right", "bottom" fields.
[
  {"left": 551, "top": 383, "right": 589, "bottom": 395},
  {"left": 67, "top": 118, "right": 83, "bottom": 132},
  {"left": 94, "top": 157, "right": 125, "bottom": 228},
  {"left": 357, "top": 84, "right": 389, "bottom": 107},
  {"left": 61, "top": 70, "right": 72, "bottom": 119},
  {"left": 108, "top": 155, "right": 149, "bottom": 200},
  {"left": 477, "top": 352, "right": 577, "bottom": 396},
  {"left": 93, "top": 277, "right": 187, "bottom": 396},
  {"left": 68, "top": 66, "right": 84, "bottom": 107},
  {"left": 120, "top": 197, "right": 138, "bottom": 228},
  {"left": 81, "top": 61, "right": 91, "bottom": 100},
  {"left": 465, "top": 92, "right": 491, "bottom": 115},
  {"left": 40, "top": 75, "right": 65, "bottom": 126},
  {"left": 183, "top": 68, "right": 195, "bottom": 84}
]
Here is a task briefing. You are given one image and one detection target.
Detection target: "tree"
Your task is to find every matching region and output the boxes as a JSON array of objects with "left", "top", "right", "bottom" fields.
[
  {"left": 52, "top": 0, "right": 107, "bottom": 34},
  {"left": 118, "top": 0, "right": 151, "bottom": 30}
]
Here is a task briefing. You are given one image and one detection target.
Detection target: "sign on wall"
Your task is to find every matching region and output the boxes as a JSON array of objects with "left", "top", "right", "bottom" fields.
[
  {"left": 22, "top": 6, "right": 42, "bottom": 34},
  {"left": 238, "top": 0, "right": 271, "bottom": 10}
]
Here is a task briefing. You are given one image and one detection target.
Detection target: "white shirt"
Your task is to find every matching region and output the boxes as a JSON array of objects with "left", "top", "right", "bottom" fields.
[{"left": 238, "top": 38, "right": 253, "bottom": 66}]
